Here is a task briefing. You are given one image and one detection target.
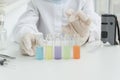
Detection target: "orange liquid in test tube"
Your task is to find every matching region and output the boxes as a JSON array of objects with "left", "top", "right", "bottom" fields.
[{"left": 73, "top": 45, "right": 80, "bottom": 59}]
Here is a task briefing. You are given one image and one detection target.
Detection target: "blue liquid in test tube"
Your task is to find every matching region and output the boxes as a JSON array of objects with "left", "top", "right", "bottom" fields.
[
  {"left": 36, "top": 46, "right": 44, "bottom": 60},
  {"left": 35, "top": 33, "right": 44, "bottom": 60}
]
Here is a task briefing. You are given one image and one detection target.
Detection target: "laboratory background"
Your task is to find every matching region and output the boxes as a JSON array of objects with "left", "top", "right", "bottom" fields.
[
  {"left": 0, "top": 0, "right": 120, "bottom": 80},
  {"left": 0, "top": 0, "right": 120, "bottom": 37}
]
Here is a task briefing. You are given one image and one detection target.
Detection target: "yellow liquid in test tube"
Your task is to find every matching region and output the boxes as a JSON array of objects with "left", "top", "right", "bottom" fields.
[{"left": 45, "top": 46, "right": 53, "bottom": 60}]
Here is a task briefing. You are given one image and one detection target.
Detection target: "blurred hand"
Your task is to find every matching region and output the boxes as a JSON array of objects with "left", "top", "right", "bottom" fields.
[
  {"left": 63, "top": 9, "right": 91, "bottom": 37},
  {"left": 20, "top": 33, "right": 40, "bottom": 56}
]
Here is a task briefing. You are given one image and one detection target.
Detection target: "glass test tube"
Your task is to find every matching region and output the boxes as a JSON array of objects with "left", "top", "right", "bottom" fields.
[
  {"left": 54, "top": 33, "right": 62, "bottom": 60},
  {"left": 73, "top": 34, "right": 80, "bottom": 59},
  {"left": 35, "top": 33, "right": 44, "bottom": 60},
  {"left": 45, "top": 34, "right": 53, "bottom": 60},
  {"left": 62, "top": 35, "right": 71, "bottom": 59}
]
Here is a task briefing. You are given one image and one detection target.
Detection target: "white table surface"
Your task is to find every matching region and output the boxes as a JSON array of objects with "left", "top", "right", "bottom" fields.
[{"left": 0, "top": 41, "right": 120, "bottom": 80}]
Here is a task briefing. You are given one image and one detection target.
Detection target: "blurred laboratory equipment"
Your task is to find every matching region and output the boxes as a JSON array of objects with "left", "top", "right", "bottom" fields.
[
  {"left": 0, "top": 9, "right": 7, "bottom": 51},
  {"left": 0, "top": 54, "right": 16, "bottom": 66},
  {"left": 101, "top": 14, "right": 120, "bottom": 45}
]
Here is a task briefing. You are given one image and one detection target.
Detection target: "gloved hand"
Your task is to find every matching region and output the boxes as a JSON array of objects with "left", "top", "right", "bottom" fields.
[
  {"left": 63, "top": 9, "right": 92, "bottom": 38},
  {"left": 20, "top": 33, "right": 40, "bottom": 56}
]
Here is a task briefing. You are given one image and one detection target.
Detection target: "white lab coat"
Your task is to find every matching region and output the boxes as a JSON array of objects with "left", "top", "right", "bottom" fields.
[{"left": 13, "top": 0, "right": 101, "bottom": 44}]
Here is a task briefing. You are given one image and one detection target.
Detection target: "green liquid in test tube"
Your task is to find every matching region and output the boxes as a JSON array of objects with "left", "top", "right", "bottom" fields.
[
  {"left": 62, "top": 35, "right": 71, "bottom": 59},
  {"left": 63, "top": 46, "right": 71, "bottom": 59}
]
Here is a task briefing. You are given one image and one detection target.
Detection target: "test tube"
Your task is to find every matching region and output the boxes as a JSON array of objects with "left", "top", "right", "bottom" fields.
[
  {"left": 54, "top": 33, "right": 62, "bottom": 60},
  {"left": 45, "top": 34, "right": 53, "bottom": 60},
  {"left": 36, "top": 46, "right": 44, "bottom": 60},
  {"left": 35, "top": 33, "right": 44, "bottom": 60},
  {"left": 73, "top": 34, "right": 80, "bottom": 59},
  {"left": 62, "top": 35, "right": 71, "bottom": 59}
]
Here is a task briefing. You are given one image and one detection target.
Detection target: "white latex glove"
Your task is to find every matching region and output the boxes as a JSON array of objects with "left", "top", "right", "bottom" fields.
[
  {"left": 63, "top": 9, "right": 91, "bottom": 38},
  {"left": 20, "top": 33, "right": 40, "bottom": 56}
]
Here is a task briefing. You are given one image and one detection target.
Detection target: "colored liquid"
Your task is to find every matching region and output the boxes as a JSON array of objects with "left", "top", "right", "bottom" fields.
[
  {"left": 54, "top": 46, "right": 62, "bottom": 59},
  {"left": 63, "top": 46, "right": 71, "bottom": 59},
  {"left": 73, "top": 45, "right": 80, "bottom": 59},
  {"left": 36, "top": 46, "right": 44, "bottom": 60},
  {"left": 45, "top": 46, "right": 53, "bottom": 60}
]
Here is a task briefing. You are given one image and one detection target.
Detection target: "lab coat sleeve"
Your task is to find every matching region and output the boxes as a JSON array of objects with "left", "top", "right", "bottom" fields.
[
  {"left": 13, "top": 1, "right": 39, "bottom": 43},
  {"left": 81, "top": 0, "right": 101, "bottom": 42}
]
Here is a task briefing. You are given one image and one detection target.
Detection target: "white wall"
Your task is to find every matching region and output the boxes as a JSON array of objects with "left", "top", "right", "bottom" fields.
[
  {"left": 95, "top": 0, "right": 110, "bottom": 14},
  {"left": 110, "top": 0, "right": 120, "bottom": 23},
  {"left": 95, "top": 0, "right": 120, "bottom": 24}
]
